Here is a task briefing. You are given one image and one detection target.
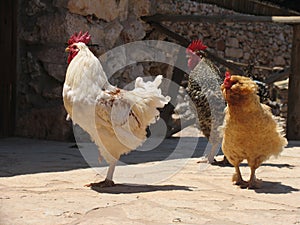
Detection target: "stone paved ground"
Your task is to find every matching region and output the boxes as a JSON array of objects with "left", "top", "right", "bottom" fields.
[{"left": 0, "top": 127, "right": 300, "bottom": 225}]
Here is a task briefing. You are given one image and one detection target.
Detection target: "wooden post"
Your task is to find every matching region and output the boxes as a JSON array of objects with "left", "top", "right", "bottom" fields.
[
  {"left": 159, "top": 46, "right": 187, "bottom": 137},
  {"left": 0, "top": 0, "right": 17, "bottom": 137},
  {"left": 287, "top": 24, "right": 300, "bottom": 140}
]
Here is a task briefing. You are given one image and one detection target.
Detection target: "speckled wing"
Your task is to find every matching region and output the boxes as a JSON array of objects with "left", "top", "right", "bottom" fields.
[
  {"left": 254, "top": 80, "right": 270, "bottom": 104},
  {"left": 187, "top": 57, "right": 225, "bottom": 143}
]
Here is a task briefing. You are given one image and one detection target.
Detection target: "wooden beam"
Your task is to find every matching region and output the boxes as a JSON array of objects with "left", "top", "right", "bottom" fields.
[
  {"left": 147, "top": 21, "right": 245, "bottom": 75},
  {"left": 287, "top": 24, "right": 300, "bottom": 140},
  {"left": 226, "top": 60, "right": 281, "bottom": 71},
  {"left": 190, "top": 0, "right": 300, "bottom": 16},
  {"left": 143, "top": 14, "right": 300, "bottom": 24},
  {"left": 264, "top": 68, "right": 290, "bottom": 84},
  {"left": 149, "top": 22, "right": 190, "bottom": 46},
  {"left": 159, "top": 46, "right": 187, "bottom": 138},
  {"left": 204, "top": 51, "right": 245, "bottom": 75}
]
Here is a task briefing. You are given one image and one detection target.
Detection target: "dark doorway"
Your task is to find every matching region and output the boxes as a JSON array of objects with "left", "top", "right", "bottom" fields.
[{"left": 0, "top": 0, "right": 17, "bottom": 137}]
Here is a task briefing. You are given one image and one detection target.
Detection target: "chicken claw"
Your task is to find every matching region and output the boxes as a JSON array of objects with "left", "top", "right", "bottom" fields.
[
  {"left": 232, "top": 166, "right": 262, "bottom": 189},
  {"left": 85, "top": 179, "right": 115, "bottom": 188},
  {"left": 247, "top": 168, "right": 262, "bottom": 189},
  {"left": 211, "top": 156, "right": 232, "bottom": 167},
  {"left": 247, "top": 179, "right": 262, "bottom": 189},
  {"left": 196, "top": 157, "right": 209, "bottom": 164},
  {"left": 232, "top": 173, "right": 248, "bottom": 188}
]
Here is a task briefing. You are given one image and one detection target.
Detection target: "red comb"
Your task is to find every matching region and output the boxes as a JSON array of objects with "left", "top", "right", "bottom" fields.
[
  {"left": 187, "top": 40, "right": 207, "bottom": 53},
  {"left": 225, "top": 71, "right": 231, "bottom": 79},
  {"left": 68, "top": 31, "right": 91, "bottom": 45},
  {"left": 223, "top": 71, "right": 232, "bottom": 89}
]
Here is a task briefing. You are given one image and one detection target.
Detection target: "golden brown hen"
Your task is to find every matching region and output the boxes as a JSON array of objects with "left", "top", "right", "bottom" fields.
[{"left": 220, "top": 72, "right": 287, "bottom": 189}]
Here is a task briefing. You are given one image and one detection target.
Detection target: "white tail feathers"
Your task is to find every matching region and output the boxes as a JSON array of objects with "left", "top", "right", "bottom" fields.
[
  {"left": 133, "top": 75, "right": 170, "bottom": 107},
  {"left": 111, "top": 75, "right": 170, "bottom": 150}
]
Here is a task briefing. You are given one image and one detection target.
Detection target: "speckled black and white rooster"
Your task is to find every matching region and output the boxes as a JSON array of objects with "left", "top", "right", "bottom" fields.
[
  {"left": 186, "top": 40, "right": 228, "bottom": 165},
  {"left": 185, "top": 40, "right": 270, "bottom": 166}
]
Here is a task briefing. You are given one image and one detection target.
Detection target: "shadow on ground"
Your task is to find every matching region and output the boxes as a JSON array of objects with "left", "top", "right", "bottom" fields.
[
  {"left": 254, "top": 181, "right": 299, "bottom": 194},
  {"left": 0, "top": 138, "right": 89, "bottom": 177},
  {"left": 0, "top": 137, "right": 210, "bottom": 177},
  {"left": 90, "top": 183, "right": 194, "bottom": 194},
  {"left": 2, "top": 137, "right": 298, "bottom": 179},
  {"left": 239, "top": 163, "right": 295, "bottom": 169}
]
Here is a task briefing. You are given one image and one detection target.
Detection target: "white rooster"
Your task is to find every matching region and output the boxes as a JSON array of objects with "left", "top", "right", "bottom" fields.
[{"left": 63, "top": 32, "right": 170, "bottom": 187}]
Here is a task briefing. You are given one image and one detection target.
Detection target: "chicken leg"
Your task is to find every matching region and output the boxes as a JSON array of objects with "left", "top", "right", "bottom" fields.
[
  {"left": 247, "top": 166, "right": 262, "bottom": 189},
  {"left": 197, "top": 142, "right": 221, "bottom": 163},
  {"left": 232, "top": 164, "right": 248, "bottom": 188},
  {"left": 197, "top": 141, "right": 231, "bottom": 166},
  {"left": 85, "top": 161, "right": 116, "bottom": 188}
]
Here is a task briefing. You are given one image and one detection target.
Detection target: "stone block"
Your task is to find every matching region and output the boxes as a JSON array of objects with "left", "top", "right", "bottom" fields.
[
  {"left": 273, "top": 56, "right": 286, "bottom": 66},
  {"left": 121, "top": 16, "right": 146, "bottom": 42},
  {"left": 67, "top": 0, "right": 128, "bottom": 22},
  {"left": 226, "top": 37, "right": 239, "bottom": 48},
  {"left": 225, "top": 48, "right": 243, "bottom": 59},
  {"left": 129, "top": 0, "right": 154, "bottom": 16}
]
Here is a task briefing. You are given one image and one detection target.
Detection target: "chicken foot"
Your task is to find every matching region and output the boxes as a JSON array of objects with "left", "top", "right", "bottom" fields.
[
  {"left": 247, "top": 166, "right": 262, "bottom": 189},
  {"left": 85, "top": 161, "right": 116, "bottom": 188},
  {"left": 211, "top": 156, "right": 232, "bottom": 167},
  {"left": 197, "top": 142, "right": 221, "bottom": 164}
]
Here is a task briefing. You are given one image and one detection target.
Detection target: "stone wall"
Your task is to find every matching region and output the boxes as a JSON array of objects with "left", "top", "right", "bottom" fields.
[
  {"left": 16, "top": 0, "right": 161, "bottom": 140},
  {"left": 163, "top": 1, "right": 292, "bottom": 78},
  {"left": 15, "top": 0, "right": 292, "bottom": 140}
]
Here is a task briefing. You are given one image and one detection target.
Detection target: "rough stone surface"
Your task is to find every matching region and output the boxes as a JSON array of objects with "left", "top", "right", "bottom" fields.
[
  {"left": 44, "top": 63, "right": 67, "bottom": 82},
  {"left": 226, "top": 37, "right": 239, "bottom": 48},
  {"left": 0, "top": 132, "right": 299, "bottom": 224},
  {"left": 103, "top": 20, "right": 124, "bottom": 49},
  {"left": 130, "top": 0, "right": 154, "bottom": 17},
  {"left": 121, "top": 15, "right": 146, "bottom": 42},
  {"left": 25, "top": 0, "right": 46, "bottom": 16},
  {"left": 64, "top": 12, "right": 90, "bottom": 38},
  {"left": 164, "top": 1, "right": 292, "bottom": 72},
  {"left": 225, "top": 47, "right": 244, "bottom": 58},
  {"left": 37, "top": 13, "right": 67, "bottom": 44},
  {"left": 274, "top": 55, "right": 286, "bottom": 66},
  {"left": 15, "top": 106, "right": 72, "bottom": 141},
  {"left": 67, "top": 0, "right": 128, "bottom": 22},
  {"left": 215, "top": 39, "right": 226, "bottom": 51}
]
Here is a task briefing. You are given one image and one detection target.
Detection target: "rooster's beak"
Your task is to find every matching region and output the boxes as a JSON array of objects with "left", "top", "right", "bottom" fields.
[{"left": 65, "top": 47, "right": 70, "bottom": 52}]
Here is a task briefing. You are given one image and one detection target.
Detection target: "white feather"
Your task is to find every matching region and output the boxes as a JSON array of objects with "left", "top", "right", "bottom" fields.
[{"left": 63, "top": 42, "right": 170, "bottom": 164}]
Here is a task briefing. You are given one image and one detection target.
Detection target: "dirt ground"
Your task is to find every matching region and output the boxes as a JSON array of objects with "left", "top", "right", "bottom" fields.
[{"left": 1, "top": 127, "right": 300, "bottom": 225}]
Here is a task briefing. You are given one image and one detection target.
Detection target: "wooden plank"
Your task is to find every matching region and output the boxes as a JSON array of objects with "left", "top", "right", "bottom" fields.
[
  {"left": 143, "top": 14, "right": 300, "bottom": 24},
  {"left": 287, "top": 24, "right": 300, "bottom": 140}
]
